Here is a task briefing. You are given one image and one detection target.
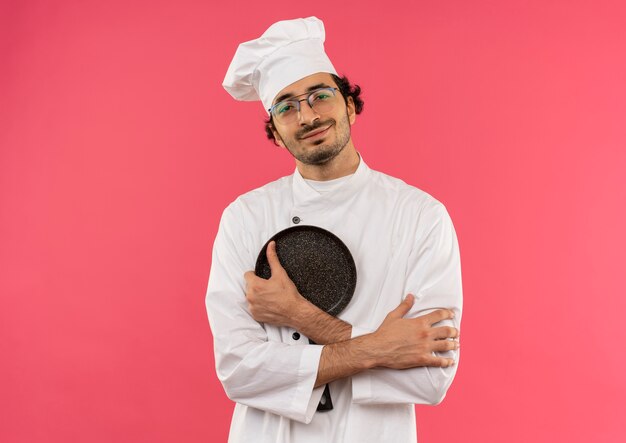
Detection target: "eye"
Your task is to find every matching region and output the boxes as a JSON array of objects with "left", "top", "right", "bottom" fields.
[
  {"left": 312, "top": 92, "right": 331, "bottom": 101},
  {"left": 276, "top": 102, "right": 296, "bottom": 115}
]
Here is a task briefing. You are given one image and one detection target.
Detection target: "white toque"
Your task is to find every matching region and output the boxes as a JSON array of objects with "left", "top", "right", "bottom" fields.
[{"left": 223, "top": 17, "right": 338, "bottom": 114}]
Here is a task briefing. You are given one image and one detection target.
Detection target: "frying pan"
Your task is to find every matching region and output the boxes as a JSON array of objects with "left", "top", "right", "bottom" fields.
[{"left": 255, "top": 225, "right": 357, "bottom": 411}]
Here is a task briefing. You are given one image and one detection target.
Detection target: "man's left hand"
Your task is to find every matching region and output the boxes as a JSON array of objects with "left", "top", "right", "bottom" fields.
[{"left": 243, "top": 241, "right": 304, "bottom": 327}]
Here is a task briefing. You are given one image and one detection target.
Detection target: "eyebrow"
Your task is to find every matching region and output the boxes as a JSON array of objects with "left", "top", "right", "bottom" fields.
[{"left": 273, "top": 83, "right": 333, "bottom": 106}]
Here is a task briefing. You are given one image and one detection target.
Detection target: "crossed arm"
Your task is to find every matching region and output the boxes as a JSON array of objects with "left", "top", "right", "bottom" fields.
[{"left": 244, "top": 241, "right": 459, "bottom": 389}]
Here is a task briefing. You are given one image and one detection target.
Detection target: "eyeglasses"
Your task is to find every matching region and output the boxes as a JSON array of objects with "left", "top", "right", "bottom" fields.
[{"left": 268, "top": 87, "right": 339, "bottom": 124}]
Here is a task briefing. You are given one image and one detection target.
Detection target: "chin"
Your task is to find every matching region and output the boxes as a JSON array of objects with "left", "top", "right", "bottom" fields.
[{"left": 298, "top": 144, "right": 344, "bottom": 166}]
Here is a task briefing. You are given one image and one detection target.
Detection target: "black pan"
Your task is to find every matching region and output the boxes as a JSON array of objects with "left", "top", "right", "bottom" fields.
[
  {"left": 255, "top": 225, "right": 357, "bottom": 413},
  {"left": 255, "top": 225, "right": 357, "bottom": 317}
]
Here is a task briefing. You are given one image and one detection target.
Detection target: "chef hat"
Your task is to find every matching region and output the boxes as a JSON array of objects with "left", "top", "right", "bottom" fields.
[{"left": 223, "top": 16, "right": 338, "bottom": 114}]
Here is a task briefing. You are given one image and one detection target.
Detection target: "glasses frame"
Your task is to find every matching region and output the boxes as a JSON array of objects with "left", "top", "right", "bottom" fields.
[{"left": 268, "top": 87, "right": 340, "bottom": 123}]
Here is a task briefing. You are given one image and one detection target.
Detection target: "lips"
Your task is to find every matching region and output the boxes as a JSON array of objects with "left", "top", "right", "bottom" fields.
[{"left": 300, "top": 125, "right": 332, "bottom": 140}]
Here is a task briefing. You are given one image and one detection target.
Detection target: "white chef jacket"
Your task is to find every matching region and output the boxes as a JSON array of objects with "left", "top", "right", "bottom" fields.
[{"left": 205, "top": 157, "right": 462, "bottom": 443}]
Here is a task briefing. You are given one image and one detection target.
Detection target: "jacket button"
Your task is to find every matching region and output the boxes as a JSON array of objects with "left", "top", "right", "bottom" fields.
[
  {"left": 292, "top": 216, "right": 301, "bottom": 224},
  {"left": 292, "top": 332, "right": 301, "bottom": 340}
]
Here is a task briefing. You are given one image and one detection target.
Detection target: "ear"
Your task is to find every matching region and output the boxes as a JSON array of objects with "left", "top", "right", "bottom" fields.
[
  {"left": 347, "top": 96, "right": 356, "bottom": 125},
  {"left": 272, "top": 126, "right": 286, "bottom": 148}
]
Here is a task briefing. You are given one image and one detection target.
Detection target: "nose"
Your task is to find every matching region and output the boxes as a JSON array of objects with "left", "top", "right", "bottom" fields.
[{"left": 297, "top": 100, "right": 320, "bottom": 126}]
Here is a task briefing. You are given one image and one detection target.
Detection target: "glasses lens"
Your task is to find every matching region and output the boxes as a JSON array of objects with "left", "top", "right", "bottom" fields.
[
  {"left": 273, "top": 101, "right": 298, "bottom": 124},
  {"left": 272, "top": 89, "right": 337, "bottom": 124},
  {"left": 309, "top": 89, "right": 336, "bottom": 114}
]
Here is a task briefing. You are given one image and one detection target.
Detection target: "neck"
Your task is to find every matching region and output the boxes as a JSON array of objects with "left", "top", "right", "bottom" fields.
[{"left": 296, "top": 144, "right": 360, "bottom": 181}]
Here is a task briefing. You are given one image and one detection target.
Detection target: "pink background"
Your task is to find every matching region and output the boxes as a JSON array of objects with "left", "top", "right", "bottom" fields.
[{"left": 2, "top": 0, "right": 625, "bottom": 441}]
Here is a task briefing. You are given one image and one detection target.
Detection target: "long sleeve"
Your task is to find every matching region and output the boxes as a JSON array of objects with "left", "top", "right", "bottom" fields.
[
  {"left": 351, "top": 202, "right": 463, "bottom": 405},
  {"left": 205, "top": 203, "right": 325, "bottom": 423}
]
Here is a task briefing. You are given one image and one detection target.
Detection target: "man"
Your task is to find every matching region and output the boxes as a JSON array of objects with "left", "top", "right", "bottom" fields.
[{"left": 206, "top": 16, "right": 462, "bottom": 443}]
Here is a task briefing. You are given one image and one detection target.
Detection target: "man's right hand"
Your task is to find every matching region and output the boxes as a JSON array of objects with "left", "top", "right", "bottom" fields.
[
  {"left": 315, "top": 295, "right": 459, "bottom": 387},
  {"left": 369, "top": 294, "right": 459, "bottom": 369}
]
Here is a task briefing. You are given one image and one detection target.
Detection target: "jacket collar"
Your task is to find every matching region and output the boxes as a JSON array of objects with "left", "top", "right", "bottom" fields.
[{"left": 291, "top": 154, "right": 371, "bottom": 210}]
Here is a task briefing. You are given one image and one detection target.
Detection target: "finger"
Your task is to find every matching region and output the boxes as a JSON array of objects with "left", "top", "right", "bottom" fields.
[
  {"left": 421, "top": 309, "right": 455, "bottom": 326},
  {"left": 432, "top": 326, "right": 459, "bottom": 340},
  {"left": 423, "top": 355, "right": 456, "bottom": 368},
  {"left": 243, "top": 271, "right": 258, "bottom": 294},
  {"left": 432, "top": 339, "right": 460, "bottom": 352},
  {"left": 387, "top": 294, "right": 415, "bottom": 319},
  {"left": 243, "top": 271, "right": 257, "bottom": 284},
  {"left": 266, "top": 241, "right": 286, "bottom": 277}
]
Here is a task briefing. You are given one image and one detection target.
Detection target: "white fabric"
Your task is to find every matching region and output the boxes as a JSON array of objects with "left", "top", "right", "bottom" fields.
[
  {"left": 205, "top": 157, "right": 463, "bottom": 443},
  {"left": 304, "top": 173, "right": 353, "bottom": 194},
  {"left": 222, "top": 16, "right": 338, "bottom": 113}
]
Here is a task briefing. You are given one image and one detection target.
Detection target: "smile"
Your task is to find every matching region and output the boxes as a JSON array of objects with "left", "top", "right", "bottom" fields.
[{"left": 300, "top": 125, "right": 332, "bottom": 140}]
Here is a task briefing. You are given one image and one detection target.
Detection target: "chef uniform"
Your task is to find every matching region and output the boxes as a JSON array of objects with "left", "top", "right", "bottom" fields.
[{"left": 206, "top": 17, "right": 462, "bottom": 443}]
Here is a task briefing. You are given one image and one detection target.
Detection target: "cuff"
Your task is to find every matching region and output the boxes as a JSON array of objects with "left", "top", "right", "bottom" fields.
[
  {"left": 291, "top": 343, "right": 325, "bottom": 424},
  {"left": 351, "top": 369, "right": 375, "bottom": 403}
]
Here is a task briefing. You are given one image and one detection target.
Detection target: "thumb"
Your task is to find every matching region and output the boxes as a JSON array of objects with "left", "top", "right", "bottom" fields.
[
  {"left": 266, "top": 241, "right": 286, "bottom": 278},
  {"left": 388, "top": 294, "right": 415, "bottom": 319}
]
